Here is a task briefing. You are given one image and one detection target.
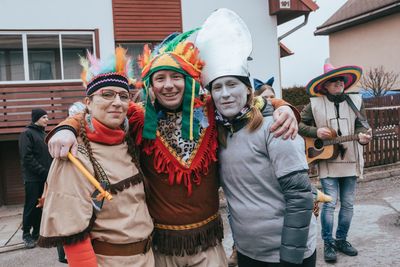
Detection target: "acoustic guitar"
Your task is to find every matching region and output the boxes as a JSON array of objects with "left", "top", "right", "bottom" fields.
[{"left": 305, "top": 127, "right": 396, "bottom": 164}]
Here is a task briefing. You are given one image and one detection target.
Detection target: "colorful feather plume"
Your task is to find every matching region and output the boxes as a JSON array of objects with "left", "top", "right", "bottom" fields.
[
  {"left": 161, "top": 28, "right": 200, "bottom": 53},
  {"left": 80, "top": 47, "right": 134, "bottom": 86},
  {"left": 138, "top": 28, "right": 204, "bottom": 77}
]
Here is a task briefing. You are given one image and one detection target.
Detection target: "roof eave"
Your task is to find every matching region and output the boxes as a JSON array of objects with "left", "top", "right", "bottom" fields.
[
  {"left": 315, "top": 3, "right": 400, "bottom": 36},
  {"left": 279, "top": 42, "right": 294, "bottom": 58},
  {"left": 300, "top": 0, "right": 319, "bottom": 12}
]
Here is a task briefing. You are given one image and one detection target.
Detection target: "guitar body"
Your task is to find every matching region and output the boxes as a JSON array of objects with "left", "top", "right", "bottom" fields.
[
  {"left": 304, "top": 127, "right": 393, "bottom": 165},
  {"left": 305, "top": 137, "right": 339, "bottom": 164}
]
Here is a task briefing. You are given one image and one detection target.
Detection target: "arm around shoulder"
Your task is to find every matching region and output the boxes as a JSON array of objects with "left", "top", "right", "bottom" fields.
[
  {"left": 299, "top": 103, "right": 318, "bottom": 138},
  {"left": 45, "top": 113, "right": 83, "bottom": 144}
]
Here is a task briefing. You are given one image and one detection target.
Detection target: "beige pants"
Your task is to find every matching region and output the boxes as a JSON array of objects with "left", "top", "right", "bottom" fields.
[
  {"left": 97, "top": 248, "right": 155, "bottom": 267},
  {"left": 154, "top": 243, "right": 227, "bottom": 267}
]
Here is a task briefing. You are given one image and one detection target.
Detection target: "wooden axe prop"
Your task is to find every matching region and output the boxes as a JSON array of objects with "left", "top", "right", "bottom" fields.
[
  {"left": 67, "top": 152, "right": 112, "bottom": 210},
  {"left": 314, "top": 188, "right": 332, "bottom": 203}
]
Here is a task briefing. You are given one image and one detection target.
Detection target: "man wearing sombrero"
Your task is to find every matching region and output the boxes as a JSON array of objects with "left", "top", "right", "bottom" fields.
[{"left": 299, "top": 62, "right": 372, "bottom": 263}]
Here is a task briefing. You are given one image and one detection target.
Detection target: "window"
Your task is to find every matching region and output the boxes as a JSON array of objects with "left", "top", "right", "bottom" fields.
[
  {"left": 0, "top": 35, "right": 24, "bottom": 81},
  {"left": 28, "top": 35, "right": 61, "bottom": 80},
  {"left": 0, "top": 32, "right": 94, "bottom": 83},
  {"left": 62, "top": 35, "right": 93, "bottom": 79}
]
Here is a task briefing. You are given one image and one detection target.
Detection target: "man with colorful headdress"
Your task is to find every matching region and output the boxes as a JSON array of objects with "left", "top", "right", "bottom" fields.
[
  {"left": 46, "top": 29, "right": 299, "bottom": 266},
  {"left": 299, "top": 62, "right": 372, "bottom": 263}
]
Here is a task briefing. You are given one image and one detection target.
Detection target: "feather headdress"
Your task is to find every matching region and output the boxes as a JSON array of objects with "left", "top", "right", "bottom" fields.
[
  {"left": 138, "top": 29, "right": 205, "bottom": 141},
  {"left": 138, "top": 28, "right": 204, "bottom": 81},
  {"left": 80, "top": 47, "right": 134, "bottom": 95}
]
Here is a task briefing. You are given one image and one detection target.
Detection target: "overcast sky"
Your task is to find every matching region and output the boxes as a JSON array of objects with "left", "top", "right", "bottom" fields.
[{"left": 279, "top": 0, "right": 347, "bottom": 88}]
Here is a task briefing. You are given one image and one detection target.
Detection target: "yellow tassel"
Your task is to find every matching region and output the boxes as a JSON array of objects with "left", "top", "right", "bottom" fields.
[{"left": 189, "top": 78, "right": 195, "bottom": 140}]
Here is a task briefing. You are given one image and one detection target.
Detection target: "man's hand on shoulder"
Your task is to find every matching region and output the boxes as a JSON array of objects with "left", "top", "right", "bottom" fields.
[
  {"left": 271, "top": 106, "right": 298, "bottom": 140},
  {"left": 48, "top": 130, "right": 78, "bottom": 159}
]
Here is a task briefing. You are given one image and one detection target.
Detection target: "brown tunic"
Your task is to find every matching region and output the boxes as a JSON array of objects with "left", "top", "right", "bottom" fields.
[{"left": 141, "top": 153, "right": 223, "bottom": 256}]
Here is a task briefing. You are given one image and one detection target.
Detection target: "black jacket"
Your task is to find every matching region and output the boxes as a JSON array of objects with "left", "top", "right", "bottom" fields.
[{"left": 18, "top": 123, "right": 53, "bottom": 182}]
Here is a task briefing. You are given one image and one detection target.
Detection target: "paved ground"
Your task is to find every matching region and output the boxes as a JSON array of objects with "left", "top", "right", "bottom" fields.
[
  {"left": 1, "top": 175, "right": 399, "bottom": 266},
  {"left": 221, "top": 176, "right": 400, "bottom": 267},
  {"left": 0, "top": 205, "right": 23, "bottom": 251}
]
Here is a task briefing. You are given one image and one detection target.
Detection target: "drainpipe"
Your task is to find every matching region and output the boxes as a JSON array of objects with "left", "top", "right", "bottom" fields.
[
  {"left": 277, "top": 13, "right": 309, "bottom": 95},
  {"left": 278, "top": 13, "right": 309, "bottom": 41}
]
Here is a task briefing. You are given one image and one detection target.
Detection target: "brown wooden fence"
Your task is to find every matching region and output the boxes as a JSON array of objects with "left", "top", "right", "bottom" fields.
[
  {"left": 363, "top": 95, "right": 400, "bottom": 167},
  {"left": 364, "top": 107, "right": 400, "bottom": 167},
  {"left": 364, "top": 94, "right": 400, "bottom": 108},
  {"left": 0, "top": 83, "right": 85, "bottom": 138}
]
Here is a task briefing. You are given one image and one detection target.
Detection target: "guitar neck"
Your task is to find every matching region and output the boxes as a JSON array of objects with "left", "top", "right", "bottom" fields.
[{"left": 323, "top": 134, "right": 359, "bottom": 145}]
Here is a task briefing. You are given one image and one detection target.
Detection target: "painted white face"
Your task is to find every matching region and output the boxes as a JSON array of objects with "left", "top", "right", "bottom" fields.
[{"left": 211, "top": 76, "right": 250, "bottom": 120}]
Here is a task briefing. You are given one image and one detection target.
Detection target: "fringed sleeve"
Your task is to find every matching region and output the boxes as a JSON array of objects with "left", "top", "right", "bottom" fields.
[{"left": 37, "top": 154, "right": 95, "bottom": 248}]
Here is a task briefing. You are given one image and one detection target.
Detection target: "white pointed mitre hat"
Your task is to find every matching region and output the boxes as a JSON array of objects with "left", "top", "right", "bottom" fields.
[{"left": 195, "top": 8, "right": 253, "bottom": 88}]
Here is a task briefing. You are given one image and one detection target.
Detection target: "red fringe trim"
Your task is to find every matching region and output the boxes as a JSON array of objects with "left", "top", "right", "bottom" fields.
[{"left": 127, "top": 100, "right": 218, "bottom": 196}]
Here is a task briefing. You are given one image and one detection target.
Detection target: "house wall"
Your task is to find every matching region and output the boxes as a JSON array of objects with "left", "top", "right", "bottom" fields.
[
  {"left": 329, "top": 13, "right": 400, "bottom": 90},
  {"left": 181, "top": 0, "right": 282, "bottom": 96},
  {"left": 0, "top": 141, "right": 23, "bottom": 205},
  {"left": 0, "top": 0, "right": 115, "bottom": 205},
  {"left": 0, "top": 0, "right": 115, "bottom": 57},
  {"left": 112, "top": 0, "right": 182, "bottom": 42}
]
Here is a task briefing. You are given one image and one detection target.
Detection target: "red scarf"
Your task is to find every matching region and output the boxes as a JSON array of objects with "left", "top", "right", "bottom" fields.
[{"left": 86, "top": 117, "right": 125, "bottom": 145}]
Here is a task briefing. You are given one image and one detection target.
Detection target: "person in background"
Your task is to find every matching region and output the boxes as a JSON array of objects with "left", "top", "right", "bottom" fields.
[
  {"left": 68, "top": 102, "right": 86, "bottom": 117},
  {"left": 18, "top": 109, "right": 52, "bottom": 249},
  {"left": 299, "top": 62, "right": 372, "bottom": 263},
  {"left": 254, "top": 76, "right": 276, "bottom": 99}
]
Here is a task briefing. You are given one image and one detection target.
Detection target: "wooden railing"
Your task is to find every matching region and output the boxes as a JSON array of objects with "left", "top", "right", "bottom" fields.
[
  {"left": 0, "top": 83, "right": 85, "bottom": 136},
  {"left": 364, "top": 94, "right": 400, "bottom": 108},
  {"left": 364, "top": 107, "right": 400, "bottom": 167}
]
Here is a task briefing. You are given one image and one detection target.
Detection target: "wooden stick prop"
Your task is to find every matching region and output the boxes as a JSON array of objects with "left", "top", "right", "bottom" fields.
[
  {"left": 67, "top": 152, "right": 112, "bottom": 201},
  {"left": 316, "top": 189, "right": 332, "bottom": 203}
]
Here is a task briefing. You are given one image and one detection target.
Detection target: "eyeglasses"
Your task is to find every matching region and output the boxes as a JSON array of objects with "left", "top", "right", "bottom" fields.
[
  {"left": 328, "top": 77, "right": 345, "bottom": 83},
  {"left": 90, "top": 89, "right": 131, "bottom": 102}
]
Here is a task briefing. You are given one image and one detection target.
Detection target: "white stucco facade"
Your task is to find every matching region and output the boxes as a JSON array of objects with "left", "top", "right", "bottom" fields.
[
  {"left": 181, "top": 0, "right": 282, "bottom": 95},
  {"left": 0, "top": 0, "right": 115, "bottom": 57},
  {"left": 329, "top": 13, "right": 400, "bottom": 90},
  {"left": 1, "top": 0, "right": 282, "bottom": 92}
]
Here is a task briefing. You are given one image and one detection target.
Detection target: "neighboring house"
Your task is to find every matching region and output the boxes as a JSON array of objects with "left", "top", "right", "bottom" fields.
[
  {"left": 0, "top": 0, "right": 317, "bottom": 205},
  {"left": 315, "top": 0, "right": 400, "bottom": 90}
]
